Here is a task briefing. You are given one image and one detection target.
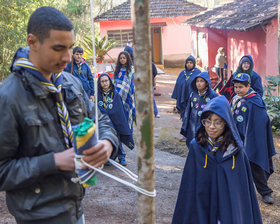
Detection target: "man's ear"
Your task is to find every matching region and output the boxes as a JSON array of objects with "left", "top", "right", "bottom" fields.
[{"left": 27, "top": 33, "right": 39, "bottom": 51}]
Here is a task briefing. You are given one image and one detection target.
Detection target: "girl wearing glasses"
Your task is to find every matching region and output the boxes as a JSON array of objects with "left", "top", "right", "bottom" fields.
[
  {"left": 172, "top": 96, "right": 262, "bottom": 224},
  {"left": 181, "top": 72, "right": 218, "bottom": 147},
  {"left": 98, "top": 73, "right": 134, "bottom": 166}
]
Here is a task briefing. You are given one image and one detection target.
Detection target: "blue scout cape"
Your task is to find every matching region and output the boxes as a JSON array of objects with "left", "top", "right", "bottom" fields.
[
  {"left": 180, "top": 72, "right": 218, "bottom": 147},
  {"left": 172, "top": 96, "right": 262, "bottom": 224},
  {"left": 220, "top": 55, "right": 263, "bottom": 101},
  {"left": 98, "top": 73, "right": 134, "bottom": 150},
  {"left": 231, "top": 88, "right": 276, "bottom": 176},
  {"left": 171, "top": 55, "right": 201, "bottom": 118}
]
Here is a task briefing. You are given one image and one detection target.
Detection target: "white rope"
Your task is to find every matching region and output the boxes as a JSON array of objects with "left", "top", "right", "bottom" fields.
[{"left": 81, "top": 158, "right": 156, "bottom": 197}]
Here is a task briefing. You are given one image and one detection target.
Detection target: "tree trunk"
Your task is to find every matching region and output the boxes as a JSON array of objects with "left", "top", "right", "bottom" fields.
[{"left": 131, "top": 0, "right": 155, "bottom": 223}]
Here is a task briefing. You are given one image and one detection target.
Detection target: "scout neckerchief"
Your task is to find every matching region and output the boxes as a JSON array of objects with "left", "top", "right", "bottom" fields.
[
  {"left": 198, "top": 87, "right": 208, "bottom": 98},
  {"left": 207, "top": 136, "right": 223, "bottom": 153},
  {"left": 231, "top": 89, "right": 256, "bottom": 114},
  {"left": 185, "top": 68, "right": 195, "bottom": 81},
  {"left": 102, "top": 90, "right": 114, "bottom": 109},
  {"left": 14, "top": 58, "right": 73, "bottom": 148}
]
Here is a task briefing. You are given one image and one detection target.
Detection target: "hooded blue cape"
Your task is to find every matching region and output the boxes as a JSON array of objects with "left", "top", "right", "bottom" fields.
[
  {"left": 98, "top": 73, "right": 134, "bottom": 150},
  {"left": 172, "top": 96, "right": 262, "bottom": 224},
  {"left": 171, "top": 55, "right": 201, "bottom": 118},
  {"left": 220, "top": 55, "right": 263, "bottom": 101},
  {"left": 231, "top": 89, "right": 276, "bottom": 175},
  {"left": 180, "top": 72, "right": 218, "bottom": 146}
]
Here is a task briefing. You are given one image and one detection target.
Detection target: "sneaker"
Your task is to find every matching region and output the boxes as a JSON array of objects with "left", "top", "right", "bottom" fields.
[
  {"left": 179, "top": 136, "right": 186, "bottom": 142},
  {"left": 105, "top": 161, "right": 111, "bottom": 166},
  {"left": 155, "top": 114, "right": 160, "bottom": 118},
  {"left": 119, "top": 158, "right": 127, "bottom": 166},
  {"left": 262, "top": 193, "right": 274, "bottom": 204}
]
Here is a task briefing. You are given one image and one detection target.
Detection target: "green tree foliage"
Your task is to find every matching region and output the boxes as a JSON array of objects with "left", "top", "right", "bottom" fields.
[
  {"left": 263, "top": 75, "right": 280, "bottom": 132},
  {"left": 0, "top": 0, "right": 58, "bottom": 80},
  {"left": 78, "top": 35, "right": 119, "bottom": 63},
  {"left": 0, "top": 0, "right": 125, "bottom": 80}
]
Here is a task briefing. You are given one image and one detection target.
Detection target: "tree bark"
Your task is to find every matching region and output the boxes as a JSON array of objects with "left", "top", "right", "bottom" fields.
[{"left": 131, "top": 0, "right": 155, "bottom": 223}]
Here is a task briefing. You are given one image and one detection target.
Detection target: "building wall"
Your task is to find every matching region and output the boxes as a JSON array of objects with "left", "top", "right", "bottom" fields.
[
  {"left": 96, "top": 16, "right": 192, "bottom": 66},
  {"left": 265, "top": 19, "right": 278, "bottom": 79}
]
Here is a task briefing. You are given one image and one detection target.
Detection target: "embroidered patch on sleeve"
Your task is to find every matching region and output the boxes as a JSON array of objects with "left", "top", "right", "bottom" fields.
[
  {"left": 237, "top": 115, "right": 244, "bottom": 122},
  {"left": 241, "top": 106, "right": 247, "bottom": 112}
]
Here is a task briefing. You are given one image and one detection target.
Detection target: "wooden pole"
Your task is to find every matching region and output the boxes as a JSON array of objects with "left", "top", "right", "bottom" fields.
[
  {"left": 90, "top": 0, "right": 99, "bottom": 139},
  {"left": 131, "top": 0, "right": 155, "bottom": 223}
]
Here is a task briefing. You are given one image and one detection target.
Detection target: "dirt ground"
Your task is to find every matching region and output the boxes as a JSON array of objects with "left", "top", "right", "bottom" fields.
[{"left": 0, "top": 68, "right": 280, "bottom": 223}]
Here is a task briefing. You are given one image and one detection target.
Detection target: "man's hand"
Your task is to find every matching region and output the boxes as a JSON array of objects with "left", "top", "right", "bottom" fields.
[
  {"left": 82, "top": 139, "right": 113, "bottom": 168},
  {"left": 90, "top": 95, "right": 95, "bottom": 102},
  {"left": 54, "top": 147, "right": 75, "bottom": 171}
]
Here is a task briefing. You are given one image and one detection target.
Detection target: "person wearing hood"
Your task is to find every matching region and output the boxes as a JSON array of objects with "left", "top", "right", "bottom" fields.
[
  {"left": 172, "top": 96, "right": 262, "bottom": 224},
  {"left": 64, "top": 46, "right": 95, "bottom": 101},
  {"left": 181, "top": 72, "right": 218, "bottom": 147},
  {"left": 233, "top": 55, "right": 263, "bottom": 96},
  {"left": 98, "top": 73, "right": 135, "bottom": 166},
  {"left": 171, "top": 55, "right": 201, "bottom": 119},
  {"left": 231, "top": 73, "right": 276, "bottom": 204}
]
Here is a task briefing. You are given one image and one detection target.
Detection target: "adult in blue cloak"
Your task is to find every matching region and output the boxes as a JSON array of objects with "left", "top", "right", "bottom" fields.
[
  {"left": 181, "top": 72, "right": 218, "bottom": 147},
  {"left": 220, "top": 55, "right": 263, "bottom": 101},
  {"left": 171, "top": 55, "right": 201, "bottom": 118},
  {"left": 231, "top": 73, "right": 276, "bottom": 204},
  {"left": 172, "top": 96, "right": 262, "bottom": 224},
  {"left": 98, "top": 73, "right": 134, "bottom": 165}
]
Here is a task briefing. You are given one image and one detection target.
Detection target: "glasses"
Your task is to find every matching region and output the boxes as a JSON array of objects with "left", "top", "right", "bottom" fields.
[{"left": 201, "top": 119, "right": 225, "bottom": 130}]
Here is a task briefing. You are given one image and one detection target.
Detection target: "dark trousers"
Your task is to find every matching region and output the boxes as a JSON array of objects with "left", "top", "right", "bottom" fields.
[{"left": 250, "top": 162, "right": 273, "bottom": 196}]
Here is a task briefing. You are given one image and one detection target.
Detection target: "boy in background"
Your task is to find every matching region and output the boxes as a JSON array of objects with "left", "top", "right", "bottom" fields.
[
  {"left": 231, "top": 73, "right": 276, "bottom": 204},
  {"left": 65, "top": 46, "right": 94, "bottom": 101}
]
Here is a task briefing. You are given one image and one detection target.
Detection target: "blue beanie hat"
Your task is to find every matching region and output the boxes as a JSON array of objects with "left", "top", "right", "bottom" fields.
[{"left": 240, "top": 57, "right": 251, "bottom": 65}]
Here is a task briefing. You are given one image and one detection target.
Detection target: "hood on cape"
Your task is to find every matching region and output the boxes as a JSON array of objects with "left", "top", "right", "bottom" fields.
[
  {"left": 10, "top": 47, "right": 30, "bottom": 72},
  {"left": 238, "top": 55, "right": 254, "bottom": 71},
  {"left": 98, "top": 73, "right": 114, "bottom": 92},
  {"left": 190, "top": 72, "right": 211, "bottom": 93},
  {"left": 197, "top": 95, "right": 243, "bottom": 150},
  {"left": 245, "top": 88, "right": 266, "bottom": 109},
  {"left": 185, "top": 55, "right": 196, "bottom": 71}
]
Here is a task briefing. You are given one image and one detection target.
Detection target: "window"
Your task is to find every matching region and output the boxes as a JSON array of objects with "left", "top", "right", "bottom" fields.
[{"left": 107, "top": 29, "right": 133, "bottom": 48}]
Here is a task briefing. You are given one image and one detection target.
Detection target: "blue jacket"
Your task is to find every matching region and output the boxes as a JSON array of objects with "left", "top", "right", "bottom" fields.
[
  {"left": 65, "top": 59, "right": 94, "bottom": 97},
  {"left": 173, "top": 96, "right": 262, "bottom": 224},
  {"left": 171, "top": 55, "right": 201, "bottom": 118},
  {"left": 181, "top": 72, "right": 218, "bottom": 146},
  {"left": 231, "top": 89, "right": 276, "bottom": 175}
]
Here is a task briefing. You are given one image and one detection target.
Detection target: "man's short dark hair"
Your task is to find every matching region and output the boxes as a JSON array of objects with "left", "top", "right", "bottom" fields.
[
  {"left": 27, "top": 6, "right": 73, "bottom": 43},
  {"left": 73, "top": 46, "right": 84, "bottom": 54}
]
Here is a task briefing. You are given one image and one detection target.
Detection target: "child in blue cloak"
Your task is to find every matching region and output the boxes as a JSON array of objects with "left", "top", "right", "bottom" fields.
[
  {"left": 231, "top": 73, "right": 276, "bottom": 204},
  {"left": 172, "top": 96, "right": 262, "bottom": 224},
  {"left": 98, "top": 73, "right": 135, "bottom": 166},
  {"left": 220, "top": 55, "right": 263, "bottom": 101},
  {"left": 113, "top": 51, "right": 136, "bottom": 132},
  {"left": 181, "top": 72, "right": 218, "bottom": 147},
  {"left": 233, "top": 55, "right": 263, "bottom": 96},
  {"left": 171, "top": 55, "right": 201, "bottom": 119}
]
